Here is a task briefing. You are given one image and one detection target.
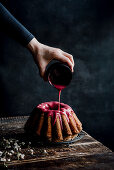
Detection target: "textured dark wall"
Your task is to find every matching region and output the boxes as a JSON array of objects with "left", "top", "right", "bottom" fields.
[{"left": 0, "top": 0, "right": 114, "bottom": 150}]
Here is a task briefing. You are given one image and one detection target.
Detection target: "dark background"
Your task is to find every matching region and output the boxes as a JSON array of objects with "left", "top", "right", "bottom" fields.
[{"left": 0, "top": 0, "right": 114, "bottom": 151}]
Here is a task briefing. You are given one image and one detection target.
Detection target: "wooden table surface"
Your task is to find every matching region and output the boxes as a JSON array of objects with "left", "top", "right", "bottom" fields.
[{"left": 0, "top": 116, "right": 114, "bottom": 170}]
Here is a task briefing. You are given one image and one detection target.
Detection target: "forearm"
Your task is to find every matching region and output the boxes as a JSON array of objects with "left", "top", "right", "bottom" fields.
[
  {"left": 0, "top": 3, "right": 74, "bottom": 79},
  {"left": 0, "top": 3, "right": 34, "bottom": 46}
]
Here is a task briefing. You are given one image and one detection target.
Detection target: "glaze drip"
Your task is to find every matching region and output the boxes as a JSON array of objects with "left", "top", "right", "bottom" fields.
[{"left": 37, "top": 101, "right": 74, "bottom": 129}]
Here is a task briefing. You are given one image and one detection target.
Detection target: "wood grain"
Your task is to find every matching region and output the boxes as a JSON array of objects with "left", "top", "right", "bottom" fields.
[{"left": 0, "top": 116, "right": 113, "bottom": 170}]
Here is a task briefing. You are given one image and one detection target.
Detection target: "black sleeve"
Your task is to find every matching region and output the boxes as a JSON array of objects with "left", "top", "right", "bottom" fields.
[{"left": 0, "top": 3, "right": 34, "bottom": 46}]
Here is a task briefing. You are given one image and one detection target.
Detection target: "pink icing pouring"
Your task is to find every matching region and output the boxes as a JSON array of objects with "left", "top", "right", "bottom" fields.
[
  {"left": 53, "top": 84, "right": 66, "bottom": 91},
  {"left": 36, "top": 101, "right": 74, "bottom": 129},
  {"left": 58, "top": 90, "right": 61, "bottom": 111},
  {"left": 49, "top": 80, "right": 66, "bottom": 111}
]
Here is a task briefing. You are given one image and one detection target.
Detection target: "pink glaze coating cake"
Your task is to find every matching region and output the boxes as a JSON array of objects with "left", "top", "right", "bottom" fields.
[{"left": 25, "top": 101, "right": 82, "bottom": 142}]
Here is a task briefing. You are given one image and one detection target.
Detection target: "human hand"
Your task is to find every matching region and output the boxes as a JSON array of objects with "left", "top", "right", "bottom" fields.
[{"left": 27, "top": 38, "right": 74, "bottom": 80}]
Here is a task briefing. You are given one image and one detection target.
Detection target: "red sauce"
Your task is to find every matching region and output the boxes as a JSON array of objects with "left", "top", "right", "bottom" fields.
[
  {"left": 37, "top": 101, "right": 74, "bottom": 129},
  {"left": 49, "top": 81, "right": 66, "bottom": 111}
]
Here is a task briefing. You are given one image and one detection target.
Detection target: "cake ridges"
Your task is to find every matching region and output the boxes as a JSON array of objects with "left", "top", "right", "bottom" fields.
[{"left": 25, "top": 101, "right": 82, "bottom": 142}]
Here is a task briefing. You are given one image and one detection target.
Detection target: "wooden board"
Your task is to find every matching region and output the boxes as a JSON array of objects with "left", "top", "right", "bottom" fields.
[{"left": 0, "top": 116, "right": 113, "bottom": 170}]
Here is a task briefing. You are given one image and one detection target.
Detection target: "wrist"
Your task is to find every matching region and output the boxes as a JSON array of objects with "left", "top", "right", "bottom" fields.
[{"left": 27, "top": 38, "right": 41, "bottom": 55}]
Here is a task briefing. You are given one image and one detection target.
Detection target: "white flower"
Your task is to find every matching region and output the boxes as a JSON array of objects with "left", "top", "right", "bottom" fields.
[
  {"left": 17, "top": 153, "right": 25, "bottom": 160},
  {"left": 14, "top": 146, "right": 19, "bottom": 151},
  {"left": 43, "top": 150, "right": 47, "bottom": 154},
  {"left": 14, "top": 143, "right": 20, "bottom": 151},
  {"left": 9, "top": 139, "right": 13, "bottom": 143},
  {"left": 17, "top": 153, "right": 21, "bottom": 160},
  {"left": 21, "top": 142, "right": 25, "bottom": 145},
  {"left": 10, "top": 150, "right": 14, "bottom": 154},
  {"left": 7, "top": 158, "right": 11, "bottom": 162},
  {"left": 14, "top": 142, "right": 18, "bottom": 146},
  {"left": 7, "top": 152, "right": 12, "bottom": 156},
  {"left": 6, "top": 140, "right": 10, "bottom": 145},
  {"left": 3, "top": 138, "right": 7, "bottom": 142},
  {"left": 21, "top": 154, "right": 25, "bottom": 159},
  {"left": 6, "top": 145, "right": 11, "bottom": 148},
  {"left": 0, "top": 151, "right": 3, "bottom": 157},
  {"left": 29, "top": 149, "right": 34, "bottom": 155},
  {"left": 0, "top": 158, "right": 6, "bottom": 162},
  {"left": 18, "top": 147, "right": 21, "bottom": 151}
]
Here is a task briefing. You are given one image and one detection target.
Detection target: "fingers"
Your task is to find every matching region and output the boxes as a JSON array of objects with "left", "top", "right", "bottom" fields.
[
  {"left": 62, "top": 51, "right": 74, "bottom": 67},
  {"left": 55, "top": 54, "right": 74, "bottom": 72},
  {"left": 54, "top": 49, "right": 74, "bottom": 72},
  {"left": 35, "top": 44, "right": 74, "bottom": 81}
]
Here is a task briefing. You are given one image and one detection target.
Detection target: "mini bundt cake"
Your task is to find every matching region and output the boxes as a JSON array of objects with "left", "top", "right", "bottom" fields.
[{"left": 25, "top": 101, "right": 82, "bottom": 142}]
